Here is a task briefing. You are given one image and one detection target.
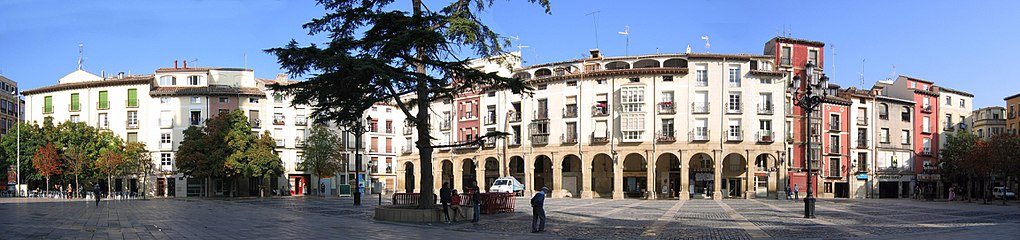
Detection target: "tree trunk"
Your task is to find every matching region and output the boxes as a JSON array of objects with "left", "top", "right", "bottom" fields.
[
  {"left": 967, "top": 176, "right": 973, "bottom": 202},
  {"left": 108, "top": 175, "right": 113, "bottom": 198},
  {"left": 45, "top": 177, "right": 50, "bottom": 196},
  {"left": 412, "top": 0, "right": 435, "bottom": 209},
  {"left": 75, "top": 174, "right": 79, "bottom": 199},
  {"left": 142, "top": 169, "right": 148, "bottom": 200}
]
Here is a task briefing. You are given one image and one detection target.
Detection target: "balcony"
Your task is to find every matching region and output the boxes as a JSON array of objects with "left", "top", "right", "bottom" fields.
[
  {"left": 273, "top": 118, "right": 285, "bottom": 125},
  {"left": 402, "top": 146, "right": 413, "bottom": 154},
  {"left": 275, "top": 138, "right": 285, "bottom": 146},
  {"left": 856, "top": 139, "right": 868, "bottom": 149},
  {"left": 404, "top": 127, "right": 413, "bottom": 135},
  {"left": 756, "top": 130, "right": 774, "bottom": 143},
  {"left": 43, "top": 106, "right": 53, "bottom": 114},
  {"left": 781, "top": 57, "right": 791, "bottom": 66},
  {"left": 534, "top": 110, "right": 549, "bottom": 120},
  {"left": 563, "top": 107, "right": 578, "bottom": 118},
  {"left": 126, "top": 99, "right": 139, "bottom": 108},
  {"left": 658, "top": 102, "right": 676, "bottom": 114},
  {"left": 96, "top": 101, "right": 110, "bottom": 110},
  {"left": 656, "top": 130, "right": 676, "bottom": 142},
  {"left": 251, "top": 119, "right": 262, "bottom": 129},
  {"left": 69, "top": 103, "right": 81, "bottom": 112},
  {"left": 591, "top": 131, "right": 610, "bottom": 144},
  {"left": 508, "top": 112, "right": 522, "bottom": 123},
  {"left": 829, "top": 121, "right": 841, "bottom": 132},
  {"left": 439, "top": 121, "right": 451, "bottom": 131},
  {"left": 508, "top": 137, "right": 522, "bottom": 146},
  {"left": 879, "top": 113, "right": 889, "bottom": 120},
  {"left": 561, "top": 133, "right": 578, "bottom": 144},
  {"left": 921, "top": 105, "right": 932, "bottom": 113},
  {"left": 857, "top": 116, "right": 868, "bottom": 126},
  {"left": 726, "top": 130, "right": 743, "bottom": 142},
  {"left": 1010, "top": 112, "right": 1016, "bottom": 119},
  {"left": 757, "top": 104, "right": 773, "bottom": 115},
  {"left": 126, "top": 120, "right": 139, "bottom": 129},
  {"left": 726, "top": 103, "right": 742, "bottom": 114},
  {"left": 295, "top": 137, "right": 305, "bottom": 148},
  {"left": 692, "top": 102, "right": 709, "bottom": 114},
  {"left": 921, "top": 148, "right": 932, "bottom": 156},
  {"left": 592, "top": 105, "right": 609, "bottom": 117},
  {"left": 695, "top": 79, "right": 709, "bottom": 87},
  {"left": 295, "top": 119, "right": 308, "bottom": 126},
  {"left": 484, "top": 115, "right": 497, "bottom": 125},
  {"left": 532, "top": 134, "right": 549, "bottom": 145},
  {"left": 689, "top": 128, "right": 709, "bottom": 142},
  {"left": 483, "top": 140, "right": 496, "bottom": 148},
  {"left": 944, "top": 124, "right": 955, "bottom": 131}
]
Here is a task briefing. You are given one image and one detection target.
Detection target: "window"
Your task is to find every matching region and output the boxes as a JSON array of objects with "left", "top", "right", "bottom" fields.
[
  {"left": 274, "top": 93, "right": 284, "bottom": 103},
  {"left": 879, "top": 103, "right": 889, "bottom": 119},
  {"left": 621, "top": 114, "right": 645, "bottom": 131},
  {"left": 923, "top": 138, "right": 931, "bottom": 153},
  {"left": 159, "top": 76, "right": 176, "bottom": 85},
  {"left": 161, "top": 153, "right": 172, "bottom": 167},
  {"left": 160, "top": 133, "right": 172, "bottom": 149},
  {"left": 728, "top": 119, "right": 741, "bottom": 140},
  {"left": 273, "top": 113, "right": 285, "bottom": 125},
  {"left": 537, "top": 84, "right": 547, "bottom": 90},
  {"left": 566, "top": 81, "right": 577, "bottom": 86},
  {"left": 781, "top": 47, "right": 792, "bottom": 65},
  {"left": 43, "top": 96, "right": 53, "bottom": 113},
  {"left": 759, "top": 93, "right": 773, "bottom": 113},
  {"left": 727, "top": 92, "right": 741, "bottom": 113},
  {"left": 960, "top": 99, "right": 965, "bottom": 107},
  {"left": 946, "top": 114, "right": 953, "bottom": 127},
  {"left": 160, "top": 97, "right": 171, "bottom": 104},
  {"left": 69, "top": 93, "right": 80, "bottom": 111},
  {"left": 219, "top": 97, "right": 229, "bottom": 103},
  {"left": 249, "top": 98, "right": 259, "bottom": 103},
  {"left": 628, "top": 77, "right": 639, "bottom": 83},
  {"left": 880, "top": 128, "right": 890, "bottom": 143},
  {"left": 945, "top": 96, "right": 952, "bottom": 106},
  {"left": 190, "top": 111, "right": 202, "bottom": 125},
  {"left": 596, "top": 79, "right": 607, "bottom": 84},
  {"left": 808, "top": 49, "right": 818, "bottom": 65},
  {"left": 695, "top": 64, "right": 708, "bottom": 86},
  {"left": 97, "top": 91, "right": 109, "bottom": 109},
  {"left": 728, "top": 66, "right": 741, "bottom": 87},
  {"left": 922, "top": 116, "right": 930, "bottom": 133},
  {"left": 191, "top": 96, "right": 201, "bottom": 104},
  {"left": 188, "top": 75, "right": 202, "bottom": 85},
  {"left": 127, "top": 111, "right": 138, "bottom": 127},
  {"left": 127, "top": 133, "right": 138, "bottom": 143},
  {"left": 901, "top": 130, "right": 910, "bottom": 145},
  {"left": 98, "top": 113, "right": 109, "bottom": 129},
  {"left": 760, "top": 78, "right": 772, "bottom": 84},
  {"left": 487, "top": 91, "right": 496, "bottom": 97},
  {"left": 662, "top": 75, "right": 673, "bottom": 82},
  {"left": 621, "top": 86, "right": 645, "bottom": 112},
  {"left": 830, "top": 135, "right": 840, "bottom": 154},
  {"left": 661, "top": 118, "right": 675, "bottom": 136},
  {"left": 385, "top": 120, "right": 393, "bottom": 133},
  {"left": 70, "top": 115, "right": 80, "bottom": 123},
  {"left": 160, "top": 111, "right": 173, "bottom": 128},
  {"left": 901, "top": 107, "right": 910, "bottom": 121},
  {"left": 829, "top": 158, "right": 840, "bottom": 177},
  {"left": 910, "top": 82, "right": 916, "bottom": 89}
]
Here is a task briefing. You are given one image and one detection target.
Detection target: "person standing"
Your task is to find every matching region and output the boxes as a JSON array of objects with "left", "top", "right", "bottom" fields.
[
  {"left": 440, "top": 182, "right": 452, "bottom": 223},
  {"left": 794, "top": 184, "right": 800, "bottom": 200},
  {"left": 92, "top": 183, "right": 101, "bottom": 206},
  {"left": 531, "top": 187, "right": 547, "bottom": 233},
  {"left": 785, "top": 185, "right": 792, "bottom": 200},
  {"left": 661, "top": 181, "right": 669, "bottom": 199},
  {"left": 472, "top": 186, "right": 481, "bottom": 223}
]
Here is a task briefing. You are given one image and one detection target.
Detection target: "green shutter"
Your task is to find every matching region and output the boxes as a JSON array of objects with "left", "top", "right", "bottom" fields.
[
  {"left": 98, "top": 91, "right": 109, "bottom": 109},
  {"left": 44, "top": 96, "right": 53, "bottom": 113},
  {"left": 70, "top": 93, "right": 80, "bottom": 111},
  {"left": 127, "top": 89, "right": 138, "bottom": 107}
]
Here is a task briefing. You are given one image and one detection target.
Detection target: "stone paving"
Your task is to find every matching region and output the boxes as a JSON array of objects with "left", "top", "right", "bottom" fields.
[{"left": 2, "top": 196, "right": 1020, "bottom": 239}]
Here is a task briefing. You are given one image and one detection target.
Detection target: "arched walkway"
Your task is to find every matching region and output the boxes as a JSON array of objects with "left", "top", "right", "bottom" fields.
[
  {"left": 622, "top": 153, "right": 647, "bottom": 199},
  {"left": 483, "top": 157, "right": 500, "bottom": 190},
  {"left": 592, "top": 153, "right": 614, "bottom": 198},
  {"left": 441, "top": 160, "right": 454, "bottom": 187},
  {"left": 754, "top": 153, "right": 774, "bottom": 198},
  {"left": 561, "top": 154, "right": 583, "bottom": 198},
  {"left": 722, "top": 153, "right": 747, "bottom": 198},
  {"left": 509, "top": 156, "right": 526, "bottom": 186},
  {"left": 655, "top": 153, "right": 681, "bottom": 200},
  {"left": 689, "top": 153, "right": 714, "bottom": 199},
  {"left": 462, "top": 159, "right": 477, "bottom": 191},
  {"left": 534, "top": 155, "right": 553, "bottom": 191},
  {"left": 403, "top": 162, "right": 415, "bottom": 193}
]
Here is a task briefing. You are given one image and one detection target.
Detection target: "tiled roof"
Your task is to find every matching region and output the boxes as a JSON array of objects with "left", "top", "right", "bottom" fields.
[
  {"left": 149, "top": 86, "right": 265, "bottom": 97},
  {"left": 938, "top": 86, "right": 974, "bottom": 97},
  {"left": 22, "top": 76, "right": 154, "bottom": 95},
  {"left": 899, "top": 75, "right": 934, "bottom": 84},
  {"left": 1005, "top": 92, "right": 1020, "bottom": 101},
  {"left": 769, "top": 37, "right": 826, "bottom": 47},
  {"left": 155, "top": 67, "right": 252, "bottom": 73}
]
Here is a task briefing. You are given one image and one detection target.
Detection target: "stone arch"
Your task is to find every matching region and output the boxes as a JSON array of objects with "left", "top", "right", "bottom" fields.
[
  {"left": 605, "top": 61, "right": 631, "bottom": 70},
  {"left": 722, "top": 153, "right": 747, "bottom": 198},
  {"left": 663, "top": 58, "right": 688, "bottom": 68},
  {"left": 689, "top": 153, "right": 714, "bottom": 199},
  {"left": 655, "top": 152, "right": 681, "bottom": 200},
  {"left": 534, "top": 155, "right": 553, "bottom": 191},
  {"left": 509, "top": 156, "right": 526, "bottom": 186},
  {"left": 622, "top": 153, "right": 647, "bottom": 198},
  {"left": 483, "top": 157, "right": 500, "bottom": 190},
  {"left": 441, "top": 159, "right": 454, "bottom": 188},
  {"left": 534, "top": 68, "right": 552, "bottom": 77},
  {"left": 754, "top": 153, "right": 773, "bottom": 171},
  {"left": 513, "top": 72, "right": 532, "bottom": 80},
  {"left": 591, "top": 153, "right": 614, "bottom": 198},
  {"left": 561, "top": 154, "right": 583, "bottom": 198},
  {"left": 462, "top": 158, "right": 477, "bottom": 191},
  {"left": 403, "top": 161, "right": 415, "bottom": 193},
  {"left": 633, "top": 59, "right": 661, "bottom": 68}
]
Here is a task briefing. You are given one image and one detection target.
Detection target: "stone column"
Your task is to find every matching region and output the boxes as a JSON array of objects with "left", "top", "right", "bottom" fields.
[
  {"left": 453, "top": 160, "right": 464, "bottom": 192},
  {"left": 524, "top": 156, "right": 535, "bottom": 197},
  {"left": 679, "top": 150, "right": 690, "bottom": 200},
  {"left": 645, "top": 150, "right": 655, "bottom": 200},
  {"left": 413, "top": 161, "right": 421, "bottom": 193},
  {"left": 581, "top": 155, "right": 594, "bottom": 199},
  {"left": 475, "top": 158, "right": 485, "bottom": 192},
  {"left": 613, "top": 154, "right": 624, "bottom": 200},
  {"left": 745, "top": 151, "right": 755, "bottom": 199},
  {"left": 776, "top": 152, "right": 787, "bottom": 199},
  {"left": 713, "top": 151, "right": 723, "bottom": 200},
  {"left": 552, "top": 164, "right": 564, "bottom": 198},
  {"left": 396, "top": 167, "right": 405, "bottom": 193}
]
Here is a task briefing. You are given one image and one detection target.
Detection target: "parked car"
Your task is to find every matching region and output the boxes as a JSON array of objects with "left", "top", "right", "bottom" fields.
[
  {"left": 992, "top": 187, "right": 1016, "bottom": 200},
  {"left": 489, "top": 177, "right": 525, "bottom": 195}
]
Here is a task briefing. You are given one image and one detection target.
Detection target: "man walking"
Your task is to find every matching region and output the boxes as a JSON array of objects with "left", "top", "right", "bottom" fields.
[
  {"left": 92, "top": 183, "right": 101, "bottom": 206},
  {"left": 531, "top": 187, "right": 547, "bottom": 233},
  {"left": 440, "top": 182, "right": 452, "bottom": 223},
  {"left": 471, "top": 186, "right": 481, "bottom": 223},
  {"left": 785, "top": 185, "right": 792, "bottom": 200},
  {"left": 794, "top": 184, "right": 800, "bottom": 200}
]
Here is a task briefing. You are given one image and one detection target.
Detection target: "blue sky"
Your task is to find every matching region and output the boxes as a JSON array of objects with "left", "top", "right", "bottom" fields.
[{"left": 1, "top": 0, "right": 1017, "bottom": 108}]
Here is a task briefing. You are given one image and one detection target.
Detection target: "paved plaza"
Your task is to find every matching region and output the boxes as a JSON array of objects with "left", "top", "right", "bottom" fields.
[{"left": 2, "top": 196, "right": 1020, "bottom": 239}]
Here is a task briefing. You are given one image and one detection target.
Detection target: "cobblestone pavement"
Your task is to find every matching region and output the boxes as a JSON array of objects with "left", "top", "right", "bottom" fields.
[{"left": 2, "top": 196, "right": 1019, "bottom": 239}]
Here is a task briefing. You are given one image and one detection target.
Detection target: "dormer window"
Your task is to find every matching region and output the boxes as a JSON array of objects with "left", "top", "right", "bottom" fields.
[
  {"left": 188, "top": 75, "right": 203, "bottom": 85},
  {"left": 159, "top": 76, "right": 176, "bottom": 85}
]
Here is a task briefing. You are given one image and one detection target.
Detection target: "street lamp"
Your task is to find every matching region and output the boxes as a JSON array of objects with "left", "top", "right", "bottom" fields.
[
  {"left": 348, "top": 115, "right": 372, "bottom": 206},
  {"left": 12, "top": 89, "right": 20, "bottom": 197},
  {"left": 788, "top": 61, "right": 829, "bottom": 218}
]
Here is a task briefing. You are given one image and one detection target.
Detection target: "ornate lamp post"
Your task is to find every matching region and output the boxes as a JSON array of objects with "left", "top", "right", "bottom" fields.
[
  {"left": 348, "top": 115, "right": 372, "bottom": 206},
  {"left": 788, "top": 61, "right": 829, "bottom": 218},
  {"left": 13, "top": 89, "right": 20, "bottom": 197}
]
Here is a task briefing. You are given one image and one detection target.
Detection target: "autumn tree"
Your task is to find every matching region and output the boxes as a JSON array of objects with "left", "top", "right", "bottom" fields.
[
  {"left": 267, "top": 0, "right": 550, "bottom": 208},
  {"left": 32, "top": 143, "right": 62, "bottom": 193},
  {"left": 123, "top": 142, "right": 153, "bottom": 199},
  {"left": 940, "top": 130, "right": 979, "bottom": 199},
  {"left": 97, "top": 147, "right": 126, "bottom": 196}
]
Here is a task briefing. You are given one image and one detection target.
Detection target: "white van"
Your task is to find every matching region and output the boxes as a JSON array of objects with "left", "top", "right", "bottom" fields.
[
  {"left": 489, "top": 177, "right": 525, "bottom": 195},
  {"left": 993, "top": 187, "right": 1015, "bottom": 200}
]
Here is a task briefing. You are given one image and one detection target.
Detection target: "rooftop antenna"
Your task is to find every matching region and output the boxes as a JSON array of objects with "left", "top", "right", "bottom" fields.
[
  {"left": 617, "top": 26, "right": 630, "bottom": 56},
  {"left": 891, "top": 64, "right": 897, "bottom": 77},
  {"left": 831, "top": 44, "right": 836, "bottom": 85},
  {"left": 860, "top": 58, "right": 865, "bottom": 88},
  {"left": 77, "top": 43, "right": 84, "bottom": 70},
  {"left": 244, "top": 53, "right": 248, "bottom": 69},
  {"left": 701, "top": 36, "right": 710, "bottom": 53},
  {"left": 585, "top": 11, "right": 601, "bottom": 49}
]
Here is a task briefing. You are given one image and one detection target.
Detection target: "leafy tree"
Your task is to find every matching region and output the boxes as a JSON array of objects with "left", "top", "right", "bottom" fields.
[
  {"left": 177, "top": 113, "right": 233, "bottom": 196},
  {"left": 178, "top": 110, "right": 280, "bottom": 197},
  {"left": 97, "top": 147, "right": 126, "bottom": 195},
  {"left": 267, "top": 0, "right": 550, "bottom": 208},
  {"left": 0, "top": 123, "right": 44, "bottom": 187},
  {"left": 63, "top": 145, "right": 88, "bottom": 198},
  {"left": 123, "top": 142, "right": 153, "bottom": 199},
  {"left": 301, "top": 124, "right": 345, "bottom": 196},
  {"left": 32, "top": 143, "right": 62, "bottom": 193},
  {"left": 246, "top": 131, "right": 284, "bottom": 197},
  {"left": 940, "top": 130, "right": 979, "bottom": 194}
]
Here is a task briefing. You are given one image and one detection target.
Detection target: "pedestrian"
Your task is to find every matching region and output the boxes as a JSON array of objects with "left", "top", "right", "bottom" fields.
[
  {"left": 440, "top": 182, "right": 452, "bottom": 223},
  {"left": 794, "top": 184, "right": 800, "bottom": 200},
  {"left": 531, "top": 187, "right": 547, "bottom": 233},
  {"left": 661, "top": 181, "right": 669, "bottom": 199},
  {"left": 785, "top": 185, "right": 792, "bottom": 200},
  {"left": 472, "top": 186, "right": 481, "bottom": 223},
  {"left": 92, "top": 183, "right": 101, "bottom": 206},
  {"left": 67, "top": 184, "right": 72, "bottom": 199},
  {"left": 320, "top": 182, "right": 325, "bottom": 195},
  {"left": 451, "top": 189, "right": 466, "bottom": 221},
  {"left": 948, "top": 186, "right": 956, "bottom": 201}
]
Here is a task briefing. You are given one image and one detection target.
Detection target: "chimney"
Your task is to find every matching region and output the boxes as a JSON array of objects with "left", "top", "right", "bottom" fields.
[
  {"left": 183, "top": 60, "right": 187, "bottom": 69},
  {"left": 276, "top": 73, "right": 288, "bottom": 82},
  {"left": 117, "top": 72, "right": 125, "bottom": 79},
  {"left": 589, "top": 49, "right": 601, "bottom": 59},
  {"left": 101, "top": 70, "right": 105, "bottom": 80},
  {"left": 174, "top": 60, "right": 179, "bottom": 69}
]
